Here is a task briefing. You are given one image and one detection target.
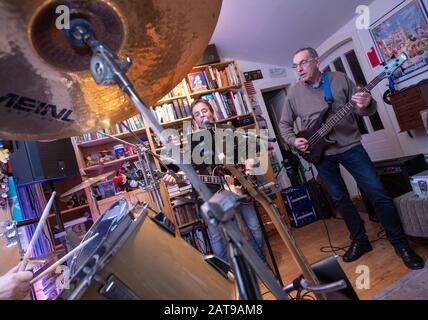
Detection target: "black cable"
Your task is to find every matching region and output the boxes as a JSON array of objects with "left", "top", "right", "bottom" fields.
[{"left": 319, "top": 217, "right": 387, "bottom": 257}]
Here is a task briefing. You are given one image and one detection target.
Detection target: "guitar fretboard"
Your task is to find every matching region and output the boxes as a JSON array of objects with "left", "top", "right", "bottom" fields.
[{"left": 308, "top": 71, "right": 386, "bottom": 146}]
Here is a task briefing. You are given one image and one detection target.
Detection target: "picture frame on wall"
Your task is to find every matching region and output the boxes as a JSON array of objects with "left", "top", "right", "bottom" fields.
[{"left": 369, "top": 0, "right": 428, "bottom": 83}]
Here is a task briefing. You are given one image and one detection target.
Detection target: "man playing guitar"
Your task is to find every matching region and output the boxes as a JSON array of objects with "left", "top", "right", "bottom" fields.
[
  {"left": 279, "top": 47, "right": 424, "bottom": 270},
  {"left": 163, "top": 99, "right": 266, "bottom": 262}
]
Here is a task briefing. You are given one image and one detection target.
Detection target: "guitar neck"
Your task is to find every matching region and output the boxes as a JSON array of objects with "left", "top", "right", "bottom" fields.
[
  {"left": 314, "top": 72, "right": 386, "bottom": 141},
  {"left": 177, "top": 173, "right": 228, "bottom": 185}
]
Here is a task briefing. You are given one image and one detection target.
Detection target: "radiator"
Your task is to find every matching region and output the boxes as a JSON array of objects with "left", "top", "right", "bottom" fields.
[{"left": 393, "top": 191, "right": 428, "bottom": 238}]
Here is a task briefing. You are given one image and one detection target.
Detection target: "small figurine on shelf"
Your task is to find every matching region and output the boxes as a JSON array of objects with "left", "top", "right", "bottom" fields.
[
  {"left": 84, "top": 154, "right": 99, "bottom": 167},
  {"left": 113, "top": 162, "right": 140, "bottom": 192},
  {"left": 113, "top": 167, "right": 128, "bottom": 192},
  {"left": 98, "top": 149, "right": 115, "bottom": 164}
]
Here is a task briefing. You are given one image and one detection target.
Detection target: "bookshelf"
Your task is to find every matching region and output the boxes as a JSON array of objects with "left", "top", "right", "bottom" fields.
[{"left": 69, "top": 59, "right": 288, "bottom": 253}]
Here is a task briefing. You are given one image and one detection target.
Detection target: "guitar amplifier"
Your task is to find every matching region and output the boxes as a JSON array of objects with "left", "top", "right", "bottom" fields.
[
  {"left": 359, "top": 154, "right": 428, "bottom": 220},
  {"left": 282, "top": 186, "right": 318, "bottom": 228}
]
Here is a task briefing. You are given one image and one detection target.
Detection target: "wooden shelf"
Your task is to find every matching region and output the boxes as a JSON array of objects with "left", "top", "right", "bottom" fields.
[
  {"left": 191, "top": 60, "right": 235, "bottom": 70},
  {"left": 189, "top": 84, "right": 242, "bottom": 97},
  {"left": 83, "top": 155, "right": 138, "bottom": 173},
  {"left": 169, "top": 189, "right": 193, "bottom": 199},
  {"left": 240, "top": 124, "right": 257, "bottom": 130},
  {"left": 178, "top": 219, "right": 201, "bottom": 230},
  {"left": 77, "top": 128, "right": 147, "bottom": 148},
  {"left": 48, "top": 205, "right": 90, "bottom": 218},
  {"left": 159, "top": 116, "right": 192, "bottom": 128},
  {"left": 157, "top": 95, "right": 188, "bottom": 104},
  {"left": 216, "top": 112, "right": 253, "bottom": 123},
  {"left": 61, "top": 204, "right": 90, "bottom": 215}
]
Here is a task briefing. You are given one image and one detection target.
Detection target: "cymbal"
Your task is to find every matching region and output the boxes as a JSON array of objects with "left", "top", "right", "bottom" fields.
[
  {"left": 0, "top": 0, "right": 222, "bottom": 140},
  {"left": 61, "top": 170, "right": 115, "bottom": 197}
]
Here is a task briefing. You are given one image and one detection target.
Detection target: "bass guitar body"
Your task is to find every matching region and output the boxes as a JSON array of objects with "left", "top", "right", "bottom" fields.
[{"left": 296, "top": 108, "right": 336, "bottom": 165}]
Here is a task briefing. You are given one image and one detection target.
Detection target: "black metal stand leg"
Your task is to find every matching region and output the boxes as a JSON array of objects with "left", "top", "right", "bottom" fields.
[
  {"left": 47, "top": 181, "right": 68, "bottom": 254},
  {"left": 255, "top": 206, "right": 283, "bottom": 287},
  {"left": 227, "top": 242, "right": 262, "bottom": 300}
]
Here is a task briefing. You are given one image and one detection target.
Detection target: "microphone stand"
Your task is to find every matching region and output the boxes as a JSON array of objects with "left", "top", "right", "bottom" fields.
[{"left": 68, "top": 21, "right": 288, "bottom": 300}]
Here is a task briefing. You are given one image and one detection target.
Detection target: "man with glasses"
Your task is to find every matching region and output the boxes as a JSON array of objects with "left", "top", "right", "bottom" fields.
[{"left": 279, "top": 47, "right": 424, "bottom": 270}]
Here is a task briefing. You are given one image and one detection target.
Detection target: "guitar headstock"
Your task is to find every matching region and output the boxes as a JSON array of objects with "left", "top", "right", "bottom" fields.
[{"left": 383, "top": 53, "right": 408, "bottom": 78}]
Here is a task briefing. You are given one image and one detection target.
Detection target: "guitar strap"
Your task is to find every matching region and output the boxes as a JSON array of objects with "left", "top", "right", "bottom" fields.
[{"left": 322, "top": 72, "right": 334, "bottom": 109}]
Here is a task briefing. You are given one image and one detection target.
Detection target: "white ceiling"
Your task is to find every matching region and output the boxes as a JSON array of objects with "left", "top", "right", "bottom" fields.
[{"left": 210, "top": 0, "right": 374, "bottom": 67}]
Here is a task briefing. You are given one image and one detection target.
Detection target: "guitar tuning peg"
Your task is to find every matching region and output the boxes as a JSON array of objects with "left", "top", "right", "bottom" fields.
[{"left": 5, "top": 236, "right": 18, "bottom": 248}]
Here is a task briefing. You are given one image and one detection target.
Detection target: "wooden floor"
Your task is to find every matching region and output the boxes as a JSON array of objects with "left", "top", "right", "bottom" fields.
[{"left": 262, "top": 213, "right": 428, "bottom": 300}]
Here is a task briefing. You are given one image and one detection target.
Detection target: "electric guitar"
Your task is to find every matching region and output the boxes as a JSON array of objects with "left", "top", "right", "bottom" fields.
[
  {"left": 296, "top": 53, "right": 408, "bottom": 164},
  {"left": 157, "top": 170, "right": 241, "bottom": 195}
]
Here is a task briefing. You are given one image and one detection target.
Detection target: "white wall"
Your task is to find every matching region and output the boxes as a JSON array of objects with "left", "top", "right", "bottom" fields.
[{"left": 317, "top": 0, "right": 428, "bottom": 157}]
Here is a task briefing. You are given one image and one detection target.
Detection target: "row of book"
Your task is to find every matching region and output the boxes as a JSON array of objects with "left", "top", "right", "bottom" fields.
[
  {"left": 76, "top": 114, "right": 146, "bottom": 143},
  {"left": 201, "top": 90, "right": 250, "bottom": 119},
  {"left": 188, "top": 63, "right": 241, "bottom": 93},
  {"left": 160, "top": 80, "right": 188, "bottom": 100},
  {"left": 173, "top": 203, "right": 199, "bottom": 226},
  {"left": 167, "top": 182, "right": 192, "bottom": 197},
  {"left": 151, "top": 98, "right": 192, "bottom": 124}
]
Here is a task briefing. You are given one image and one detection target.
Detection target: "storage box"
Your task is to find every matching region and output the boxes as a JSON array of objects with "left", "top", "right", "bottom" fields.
[
  {"left": 282, "top": 186, "right": 318, "bottom": 228},
  {"left": 410, "top": 169, "right": 428, "bottom": 198}
]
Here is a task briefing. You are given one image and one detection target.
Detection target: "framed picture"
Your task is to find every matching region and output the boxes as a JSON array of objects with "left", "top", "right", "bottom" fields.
[
  {"left": 187, "top": 71, "right": 209, "bottom": 92},
  {"left": 370, "top": 0, "right": 428, "bottom": 83}
]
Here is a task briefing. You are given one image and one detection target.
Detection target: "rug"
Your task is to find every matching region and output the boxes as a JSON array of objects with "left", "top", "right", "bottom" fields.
[{"left": 370, "top": 264, "right": 428, "bottom": 300}]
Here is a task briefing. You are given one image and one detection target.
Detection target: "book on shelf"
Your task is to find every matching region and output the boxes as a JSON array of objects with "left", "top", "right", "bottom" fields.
[
  {"left": 151, "top": 100, "right": 191, "bottom": 124},
  {"left": 75, "top": 115, "right": 146, "bottom": 143},
  {"left": 161, "top": 80, "right": 187, "bottom": 100}
]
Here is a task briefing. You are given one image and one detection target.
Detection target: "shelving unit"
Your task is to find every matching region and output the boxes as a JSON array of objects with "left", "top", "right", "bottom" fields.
[{"left": 69, "top": 59, "right": 288, "bottom": 253}]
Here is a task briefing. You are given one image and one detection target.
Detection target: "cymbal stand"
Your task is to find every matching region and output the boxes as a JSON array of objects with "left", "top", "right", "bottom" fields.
[{"left": 68, "top": 21, "right": 287, "bottom": 300}]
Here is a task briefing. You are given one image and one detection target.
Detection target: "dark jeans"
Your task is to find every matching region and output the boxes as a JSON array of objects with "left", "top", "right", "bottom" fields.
[{"left": 315, "top": 144, "right": 407, "bottom": 248}]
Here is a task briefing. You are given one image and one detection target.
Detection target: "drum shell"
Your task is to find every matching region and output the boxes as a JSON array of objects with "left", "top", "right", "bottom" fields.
[{"left": 78, "top": 217, "right": 237, "bottom": 300}]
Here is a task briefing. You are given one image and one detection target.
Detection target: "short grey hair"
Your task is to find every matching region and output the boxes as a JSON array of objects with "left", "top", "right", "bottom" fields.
[{"left": 294, "top": 47, "right": 319, "bottom": 59}]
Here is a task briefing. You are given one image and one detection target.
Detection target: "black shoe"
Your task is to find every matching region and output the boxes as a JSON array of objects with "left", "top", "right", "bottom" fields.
[
  {"left": 343, "top": 240, "right": 373, "bottom": 262},
  {"left": 394, "top": 246, "right": 425, "bottom": 270}
]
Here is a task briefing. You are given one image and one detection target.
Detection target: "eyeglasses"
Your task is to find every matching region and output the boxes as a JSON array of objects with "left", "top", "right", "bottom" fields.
[{"left": 292, "top": 58, "right": 314, "bottom": 69}]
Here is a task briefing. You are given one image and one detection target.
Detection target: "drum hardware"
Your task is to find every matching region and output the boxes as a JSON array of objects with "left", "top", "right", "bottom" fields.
[
  {"left": 30, "top": 232, "right": 99, "bottom": 285},
  {"left": 95, "top": 129, "right": 164, "bottom": 212},
  {"left": 201, "top": 191, "right": 287, "bottom": 300},
  {"left": 61, "top": 17, "right": 288, "bottom": 300},
  {"left": 99, "top": 274, "right": 139, "bottom": 300},
  {"left": 61, "top": 170, "right": 116, "bottom": 219},
  {"left": 61, "top": 201, "right": 149, "bottom": 300}
]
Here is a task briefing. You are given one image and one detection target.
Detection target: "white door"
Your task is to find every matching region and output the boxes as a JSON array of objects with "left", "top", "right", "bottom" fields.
[
  {"left": 319, "top": 39, "right": 404, "bottom": 197},
  {"left": 320, "top": 40, "right": 403, "bottom": 161}
]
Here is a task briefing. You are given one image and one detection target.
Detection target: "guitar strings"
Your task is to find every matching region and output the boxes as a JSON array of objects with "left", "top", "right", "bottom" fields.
[{"left": 306, "top": 71, "right": 387, "bottom": 148}]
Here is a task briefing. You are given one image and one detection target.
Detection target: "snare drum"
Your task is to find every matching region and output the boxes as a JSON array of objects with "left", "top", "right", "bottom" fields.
[{"left": 57, "top": 199, "right": 237, "bottom": 300}]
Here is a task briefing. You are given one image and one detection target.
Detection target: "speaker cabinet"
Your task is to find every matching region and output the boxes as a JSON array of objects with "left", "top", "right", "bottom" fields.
[
  {"left": 360, "top": 154, "right": 428, "bottom": 220},
  {"left": 9, "top": 139, "right": 79, "bottom": 186}
]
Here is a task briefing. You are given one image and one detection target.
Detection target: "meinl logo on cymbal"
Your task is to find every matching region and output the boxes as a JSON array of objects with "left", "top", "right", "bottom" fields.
[{"left": 0, "top": 93, "right": 74, "bottom": 123}]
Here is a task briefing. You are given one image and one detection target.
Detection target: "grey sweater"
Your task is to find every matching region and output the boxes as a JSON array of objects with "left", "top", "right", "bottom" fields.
[{"left": 279, "top": 71, "right": 377, "bottom": 156}]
